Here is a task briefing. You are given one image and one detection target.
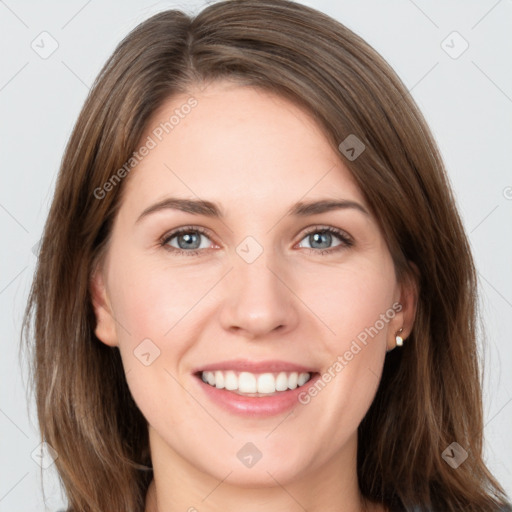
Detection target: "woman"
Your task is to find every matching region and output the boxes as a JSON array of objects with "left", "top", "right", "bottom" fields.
[{"left": 23, "top": 1, "right": 511, "bottom": 511}]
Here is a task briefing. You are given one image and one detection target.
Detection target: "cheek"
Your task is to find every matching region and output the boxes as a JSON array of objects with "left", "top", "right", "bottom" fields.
[
  {"left": 296, "top": 257, "right": 396, "bottom": 347},
  {"left": 108, "top": 252, "right": 222, "bottom": 343},
  {"left": 106, "top": 257, "right": 214, "bottom": 426},
  {"left": 293, "top": 258, "right": 395, "bottom": 428}
]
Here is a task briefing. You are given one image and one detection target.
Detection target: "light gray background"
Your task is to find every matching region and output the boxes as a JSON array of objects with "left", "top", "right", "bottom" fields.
[{"left": 1, "top": 0, "right": 511, "bottom": 510}]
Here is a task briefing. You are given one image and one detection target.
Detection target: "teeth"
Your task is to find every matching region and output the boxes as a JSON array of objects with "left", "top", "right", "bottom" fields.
[
  {"left": 288, "top": 372, "right": 298, "bottom": 390},
  {"left": 257, "top": 373, "right": 275, "bottom": 393},
  {"left": 214, "top": 370, "right": 224, "bottom": 389},
  {"left": 239, "top": 372, "right": 257, "bottom": 393},
  {"left": 225, "top": 371, "right": 237, "bottom": 391},
  {"left": 297, "top": 372, "right": 309, "bottom": 386},
  {"left": 275, "top": 372, "right": 288, "bottom": 391},
  {"left": 200, "top": 370, "right": 312, "bottom": 394}
]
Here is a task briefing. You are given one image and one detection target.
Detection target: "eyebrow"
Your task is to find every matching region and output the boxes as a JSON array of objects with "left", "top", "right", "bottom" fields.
[{"left": 136, "top": 197, "right": 369, "bottom": 223}]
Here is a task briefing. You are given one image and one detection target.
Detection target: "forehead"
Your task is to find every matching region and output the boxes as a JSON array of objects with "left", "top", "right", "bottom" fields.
[{"left": 121, "top": 82, "right": 367, "bottom": 215}]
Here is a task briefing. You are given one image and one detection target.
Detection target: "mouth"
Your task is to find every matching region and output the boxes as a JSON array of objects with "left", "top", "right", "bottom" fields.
[
  {"left": 191, "top": 359, "right": 321, "bottom": 416},
  {"left": 194, "top": 369, "right": 319, "bottom": 397}
]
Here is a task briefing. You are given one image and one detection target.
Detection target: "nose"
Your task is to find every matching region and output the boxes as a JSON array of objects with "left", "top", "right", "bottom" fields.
[{"left": 219, "top": 250, "right": 300, "bottom": 340}]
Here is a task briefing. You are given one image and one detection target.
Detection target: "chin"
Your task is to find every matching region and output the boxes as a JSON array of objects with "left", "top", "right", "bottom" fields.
[{"left": 197, "top": 451, "right": 313, "bottom": 488}]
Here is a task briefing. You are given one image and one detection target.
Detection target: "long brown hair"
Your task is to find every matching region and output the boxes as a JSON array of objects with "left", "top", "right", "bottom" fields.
[{"left": 22, "top": 1, "right": 510, "bottom": 510}]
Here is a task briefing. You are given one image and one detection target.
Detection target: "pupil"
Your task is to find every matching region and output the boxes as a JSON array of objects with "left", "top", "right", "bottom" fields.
[
  {"left": 179, "top": 232, "right": 200, "bottom": 250},
  {"left": 311, "top": 232, "right": 331, "bottom": 249}
]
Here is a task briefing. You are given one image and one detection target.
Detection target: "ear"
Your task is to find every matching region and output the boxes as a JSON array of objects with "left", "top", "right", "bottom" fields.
[
  {"left": 90, "top": 266, "right": 118, "bottom": 347},
  {"left": 386, "top": 262, "right": 419, "bottom": 352}
]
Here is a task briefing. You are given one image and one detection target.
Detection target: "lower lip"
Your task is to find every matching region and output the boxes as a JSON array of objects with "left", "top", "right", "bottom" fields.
[{"left": 194, "top": 373, "right": 321, "bottom": 417}]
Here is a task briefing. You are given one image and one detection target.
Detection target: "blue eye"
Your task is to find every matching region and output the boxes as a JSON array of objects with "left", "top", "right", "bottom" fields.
[
  {"left": 160, "top": 225, "right": 353, "bottom": 256},
  {"left": 297, "top": 226, "right": 353, "bottom": 255},
  {"left": 161, "top": 227, "right": 214, "bottom": 256}
]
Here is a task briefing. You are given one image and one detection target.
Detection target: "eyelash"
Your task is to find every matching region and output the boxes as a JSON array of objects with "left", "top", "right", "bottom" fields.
[{"left": 159, "top": 225, "right": 354, "bottom": 257}]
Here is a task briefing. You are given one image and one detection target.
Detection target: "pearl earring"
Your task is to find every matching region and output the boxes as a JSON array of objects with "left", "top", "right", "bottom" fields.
[{"left": 395, "top": 328, "right": 404, "bottom": 347}]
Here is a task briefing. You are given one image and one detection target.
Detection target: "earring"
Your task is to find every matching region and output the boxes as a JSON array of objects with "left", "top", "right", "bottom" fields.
[{"left": 395, "top": 328, "right": 404, "bottom": 347}]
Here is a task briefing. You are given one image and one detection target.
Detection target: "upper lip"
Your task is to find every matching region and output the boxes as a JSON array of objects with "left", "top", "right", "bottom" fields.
[{"left": 193, "top": 359, "right": 318, "bottom": 374}]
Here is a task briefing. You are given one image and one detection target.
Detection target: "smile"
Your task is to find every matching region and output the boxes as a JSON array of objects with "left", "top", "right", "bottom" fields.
[
  {"left": 200, "top": 370, "right": 313, "bottom": 396},
  {"left": 192, "top": 360, "right": 321, "bottom": 416}
]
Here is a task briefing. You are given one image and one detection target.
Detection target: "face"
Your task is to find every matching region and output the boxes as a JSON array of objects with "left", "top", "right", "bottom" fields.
[{"left": 91, "top": 81, "right": 416, "bottom": 487}]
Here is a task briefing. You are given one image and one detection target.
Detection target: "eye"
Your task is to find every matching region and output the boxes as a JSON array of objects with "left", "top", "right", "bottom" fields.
[
  {"left": 297, "top": 226, "right": 353, "bottom": 255},
  {"left": 159, "top": 225, "right": 353, "bottom": 257},
  {"left": 160, "top": 226, "right": 216, "bottom": 256}
]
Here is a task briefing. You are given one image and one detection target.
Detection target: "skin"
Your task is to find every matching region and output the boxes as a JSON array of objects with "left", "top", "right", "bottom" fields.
[{"left": 91, "top": 81, "right": 417, "bottom": 512}]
